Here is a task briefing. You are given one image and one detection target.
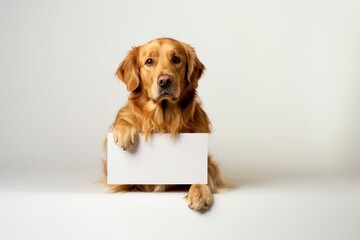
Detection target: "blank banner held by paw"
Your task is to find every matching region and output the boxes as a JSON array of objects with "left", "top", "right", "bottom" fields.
[{"left": 107, "top": 133, "right": 208, "bottom": 184}]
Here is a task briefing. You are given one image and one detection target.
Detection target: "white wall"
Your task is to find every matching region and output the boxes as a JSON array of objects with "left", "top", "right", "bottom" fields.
[{"left": 0, "top": 0, "right": 359, "bottom": 185}]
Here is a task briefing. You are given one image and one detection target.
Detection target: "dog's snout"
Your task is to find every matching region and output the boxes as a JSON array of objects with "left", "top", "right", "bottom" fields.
[{"left": 157, "top": 75, "right": 172, "bottom": 89}]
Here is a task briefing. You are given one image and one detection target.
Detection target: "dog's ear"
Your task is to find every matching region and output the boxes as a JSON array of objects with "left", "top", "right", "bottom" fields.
[
  {"left": 184, "top": 44, "right": 205, "bottom": 88},
  {"left": 116, "top": 47, "right": 140, "bottom": 92}
]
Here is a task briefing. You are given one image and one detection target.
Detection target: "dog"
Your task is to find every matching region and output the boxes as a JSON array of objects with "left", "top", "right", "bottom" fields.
[{"left": 103, "top": 38, "right": 228, "bottom": 211}]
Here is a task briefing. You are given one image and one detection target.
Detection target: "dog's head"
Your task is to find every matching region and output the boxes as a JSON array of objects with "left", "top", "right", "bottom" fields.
[{"left": 116, "top": 38, "right": 205, "bottom": 103}]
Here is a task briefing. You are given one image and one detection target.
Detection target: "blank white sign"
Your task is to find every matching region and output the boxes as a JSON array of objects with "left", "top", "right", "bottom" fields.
[{"left": 107, "top": 133, "right": 208, "bottom": 184}]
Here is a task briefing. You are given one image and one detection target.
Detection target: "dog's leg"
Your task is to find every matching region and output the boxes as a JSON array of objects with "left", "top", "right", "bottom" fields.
[
  {"left": 112, "top": 124, "right": 138, "bottom": 150},
  {"left": 186, "top": 184, "right": 213, "bottom": 211},
  {"left": 185, "top": 155, "right": 231, "bottom": 211}
]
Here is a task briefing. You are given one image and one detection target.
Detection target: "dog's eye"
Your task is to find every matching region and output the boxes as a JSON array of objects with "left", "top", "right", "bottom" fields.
[
  {"left": 172, "top": 56, "right": 181, "bottom": 64},
  {"left": 145, "top": 58, "right": 153, "bottom": 66}
]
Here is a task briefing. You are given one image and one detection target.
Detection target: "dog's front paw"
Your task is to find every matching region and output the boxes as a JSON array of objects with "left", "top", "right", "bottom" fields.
[
  {"left": 186, "top": 184, "right": 213, "bottom": 211},
  {"left": 112, "top": 125, "right": 138, "bottom": 150}
]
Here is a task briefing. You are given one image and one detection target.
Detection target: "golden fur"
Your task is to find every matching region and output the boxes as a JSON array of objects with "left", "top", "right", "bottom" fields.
[{"left": 103, "top": 38, "right": 228, "bottom": 211}]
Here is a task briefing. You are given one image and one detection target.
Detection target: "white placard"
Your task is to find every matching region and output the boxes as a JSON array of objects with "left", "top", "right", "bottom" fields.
[{"left": 107, "top": 133, "right": 208, "bottom": 184}]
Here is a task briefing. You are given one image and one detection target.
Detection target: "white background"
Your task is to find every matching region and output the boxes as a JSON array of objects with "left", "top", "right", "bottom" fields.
[
  {"left": 1, "top": 0, "right": 359, "bottom": 183},
  {"left": 1, "top": 0, "right": 360, "bottom": 239}
]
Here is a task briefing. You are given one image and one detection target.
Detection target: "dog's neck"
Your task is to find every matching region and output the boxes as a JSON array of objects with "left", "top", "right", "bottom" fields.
[{"left": 129, "top": 90, "right": 199, "bottom": 137}]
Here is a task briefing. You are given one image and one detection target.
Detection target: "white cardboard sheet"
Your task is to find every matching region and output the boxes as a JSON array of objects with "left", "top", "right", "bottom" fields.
[{"left": 107, "top": 133, "right": 208, "bottom": 184}]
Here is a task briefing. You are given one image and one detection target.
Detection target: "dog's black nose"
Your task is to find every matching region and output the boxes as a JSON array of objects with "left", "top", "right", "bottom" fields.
[{"left": 157, "top": 75, "right": 172, "bottom": 89}]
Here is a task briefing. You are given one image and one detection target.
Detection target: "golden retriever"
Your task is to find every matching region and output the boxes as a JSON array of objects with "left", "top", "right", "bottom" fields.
[{"left": 104, "top": 38, "right": 228, "bottom": 211}]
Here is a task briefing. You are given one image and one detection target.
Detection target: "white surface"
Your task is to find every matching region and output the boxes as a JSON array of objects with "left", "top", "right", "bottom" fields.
[
  {"left": 1, "top": 175, "right": 360, "bottom": 240},
  {"left": 107, "top": 133, "right": 208, "bottom": 184}
]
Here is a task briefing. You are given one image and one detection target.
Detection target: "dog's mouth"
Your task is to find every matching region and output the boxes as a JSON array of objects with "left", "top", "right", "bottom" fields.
[{"left": 153, "top": 90, "right": 178, "bottom": 103}]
